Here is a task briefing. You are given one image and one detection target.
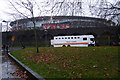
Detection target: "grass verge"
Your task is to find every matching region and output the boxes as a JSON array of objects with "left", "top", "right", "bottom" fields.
[{"left": 11, "top": 46, "right": 120, "bottom": 79}]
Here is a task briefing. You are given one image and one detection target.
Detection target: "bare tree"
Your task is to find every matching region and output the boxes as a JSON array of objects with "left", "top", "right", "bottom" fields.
[
  {"left": 8, "top": 0, "right": 42, "bottom": 53},
  {"left": 41, "top": 0, "right": 83, "bottom": 16},
  {"left": 89, "top": 0, "right": 120, "bottom": 25}
]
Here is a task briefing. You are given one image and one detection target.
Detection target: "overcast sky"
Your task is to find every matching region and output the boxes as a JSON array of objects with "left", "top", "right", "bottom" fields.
[
  {"left": 0, "top": 0, "right": 117, "bottom": 22},
  {"left": 0, "top": 0, "right": 118, "bottom": 32},
  {"left": 0, "top": 0, "right": 10, "bottom": 21},
  {"left": 0, "top": 0, "right": 80, "bottom": 21}
]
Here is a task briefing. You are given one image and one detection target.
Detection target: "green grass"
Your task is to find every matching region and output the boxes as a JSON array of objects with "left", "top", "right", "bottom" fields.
[{"left": 11, "top": 46, "right": 120, "bottom": 79}]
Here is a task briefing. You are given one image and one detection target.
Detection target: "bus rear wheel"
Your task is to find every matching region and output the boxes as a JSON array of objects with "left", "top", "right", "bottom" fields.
[{"left": 63, "top": 45, "right": 66, "bottom": 47}]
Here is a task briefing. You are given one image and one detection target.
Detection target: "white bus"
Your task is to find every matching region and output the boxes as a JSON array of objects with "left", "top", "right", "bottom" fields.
[{"left": 51, "top": 35, "right": 95, "bottom": 47}]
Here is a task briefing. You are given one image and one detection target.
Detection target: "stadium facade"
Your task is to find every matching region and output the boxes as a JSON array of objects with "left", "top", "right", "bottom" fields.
[
  {"left": 10, "top": 16, "right": 115, "bottom": 30},
  {"left": 2, "top": 16, "right": 119, "bottom": 46}
]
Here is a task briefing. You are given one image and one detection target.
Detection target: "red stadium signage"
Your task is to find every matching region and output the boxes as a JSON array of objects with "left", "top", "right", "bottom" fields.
[
  {"left": 10, "top": 27, "right": 19, "bottom": 31},
  {"left": 42, "top": 24, "right": 70, "bottom": 30}
]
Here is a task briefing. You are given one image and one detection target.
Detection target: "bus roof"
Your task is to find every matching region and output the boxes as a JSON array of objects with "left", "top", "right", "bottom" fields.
[{"left": 54, "top": 35, "right": 94, "bottom": 38}]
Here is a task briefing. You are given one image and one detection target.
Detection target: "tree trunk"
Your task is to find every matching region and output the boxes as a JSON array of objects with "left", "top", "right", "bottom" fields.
[{"left": 32, "top": 18, "right": 39, "bottom": 53}]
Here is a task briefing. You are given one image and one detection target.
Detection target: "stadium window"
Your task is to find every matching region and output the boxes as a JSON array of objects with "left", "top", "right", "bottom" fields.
[{"left": 83, "top": 38, "right": 87, "bottom": 40}]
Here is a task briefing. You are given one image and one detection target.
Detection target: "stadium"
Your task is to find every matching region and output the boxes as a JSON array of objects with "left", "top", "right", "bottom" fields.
[
  {"left": 2, "top": 16, "right": 119, "bottom": 47},
  {"left": 10, "top": 16, "right": 115, "bottom": 30}
]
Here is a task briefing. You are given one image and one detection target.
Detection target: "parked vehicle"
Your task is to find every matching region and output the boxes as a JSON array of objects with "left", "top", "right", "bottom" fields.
[
  {"left": 111, "top": 42, "right": 120, "bottom": 46},
  {"left": 51, "top": 35, "right": 95, "bottom": 47}
]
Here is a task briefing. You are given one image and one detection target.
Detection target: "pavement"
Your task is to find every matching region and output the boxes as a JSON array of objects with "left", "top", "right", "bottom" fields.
[
  {"left": 2, "top": 53, "right": 21, "bottom": 79},
  {"left": 1, "top": 48, "right": 28, "bottom": 80},
  {"left": 1, "top": 47, "right": 44, "bottom": 80}
]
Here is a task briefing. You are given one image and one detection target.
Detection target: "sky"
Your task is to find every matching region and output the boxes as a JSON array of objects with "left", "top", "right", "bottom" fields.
[
  {"left": 0, "top": 0, "right": 118, "bottom": 31},
  {"left": 0, "top": 0, "right": 11, "bottom": 21},
  {"left": 0, "top": 0, "right": 11, "bottom": 32},
  {"left": 0, "top": 0, "right": 117, "bottom": 21}
]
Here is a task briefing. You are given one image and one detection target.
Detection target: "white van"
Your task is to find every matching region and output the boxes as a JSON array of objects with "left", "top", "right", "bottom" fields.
[{"left": 51, "top": 35, "right": 95, "bottom": 47}]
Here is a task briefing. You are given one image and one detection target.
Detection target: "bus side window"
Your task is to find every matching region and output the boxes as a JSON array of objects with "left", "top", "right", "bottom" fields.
[
  {"left": 71, "top": 37, "right": 73, "bottom": 39},
  {"left": 56, "top": 38, "right": 57, "bottom": 39},
  {"left": 59, "top": 38, "right": 61, "bottom": 39},
  {"left": 65, "top": 37, "right": 67, "bottom": 39},
  {"left": 83, "top": 38, "right": 87, "bottom": 40},
  {"left": 68, "top": 37, "right": 70, "bottom": 39},
  {"left": 74, "top": 37, "right": 76, "bottom": 39},
  {"left": 62, "top": 37, "right": 64, "bottom": 39},
  {"left": 78, "top": 37, "right": 80, "bottom": 39}
]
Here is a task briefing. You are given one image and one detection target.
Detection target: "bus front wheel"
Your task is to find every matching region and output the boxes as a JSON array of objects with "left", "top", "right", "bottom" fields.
[{"left": 67, "top": 45, "right": 70, "bottom": 47}]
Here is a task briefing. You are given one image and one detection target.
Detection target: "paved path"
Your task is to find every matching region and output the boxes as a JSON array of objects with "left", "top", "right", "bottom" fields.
[
  {"left": 1, "top": 48, "right": 29, "bottom": 80},
  {"left": 2, "top": 53, "right": 21, "bottom": 79}
]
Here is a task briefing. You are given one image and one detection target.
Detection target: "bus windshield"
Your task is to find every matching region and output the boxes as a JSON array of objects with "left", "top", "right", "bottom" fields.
[{"left": 90, "top": 38, "right": 94, "bottom": 41}]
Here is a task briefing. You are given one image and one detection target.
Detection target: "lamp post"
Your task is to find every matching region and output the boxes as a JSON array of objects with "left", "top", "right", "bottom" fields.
[{"left": 2, "top": 20, "right": 9, "bottom": 53}]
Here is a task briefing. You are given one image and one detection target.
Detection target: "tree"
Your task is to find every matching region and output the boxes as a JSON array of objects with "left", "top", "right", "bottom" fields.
[
  {"left": 8, "top": 0, "right": 42, "bottom": 53},
  {"left": 89, "top": 0, "right": 120, "bottom": 25},
  {"left": 41, "top": 0, "right": 83, "bottom": 16}
]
